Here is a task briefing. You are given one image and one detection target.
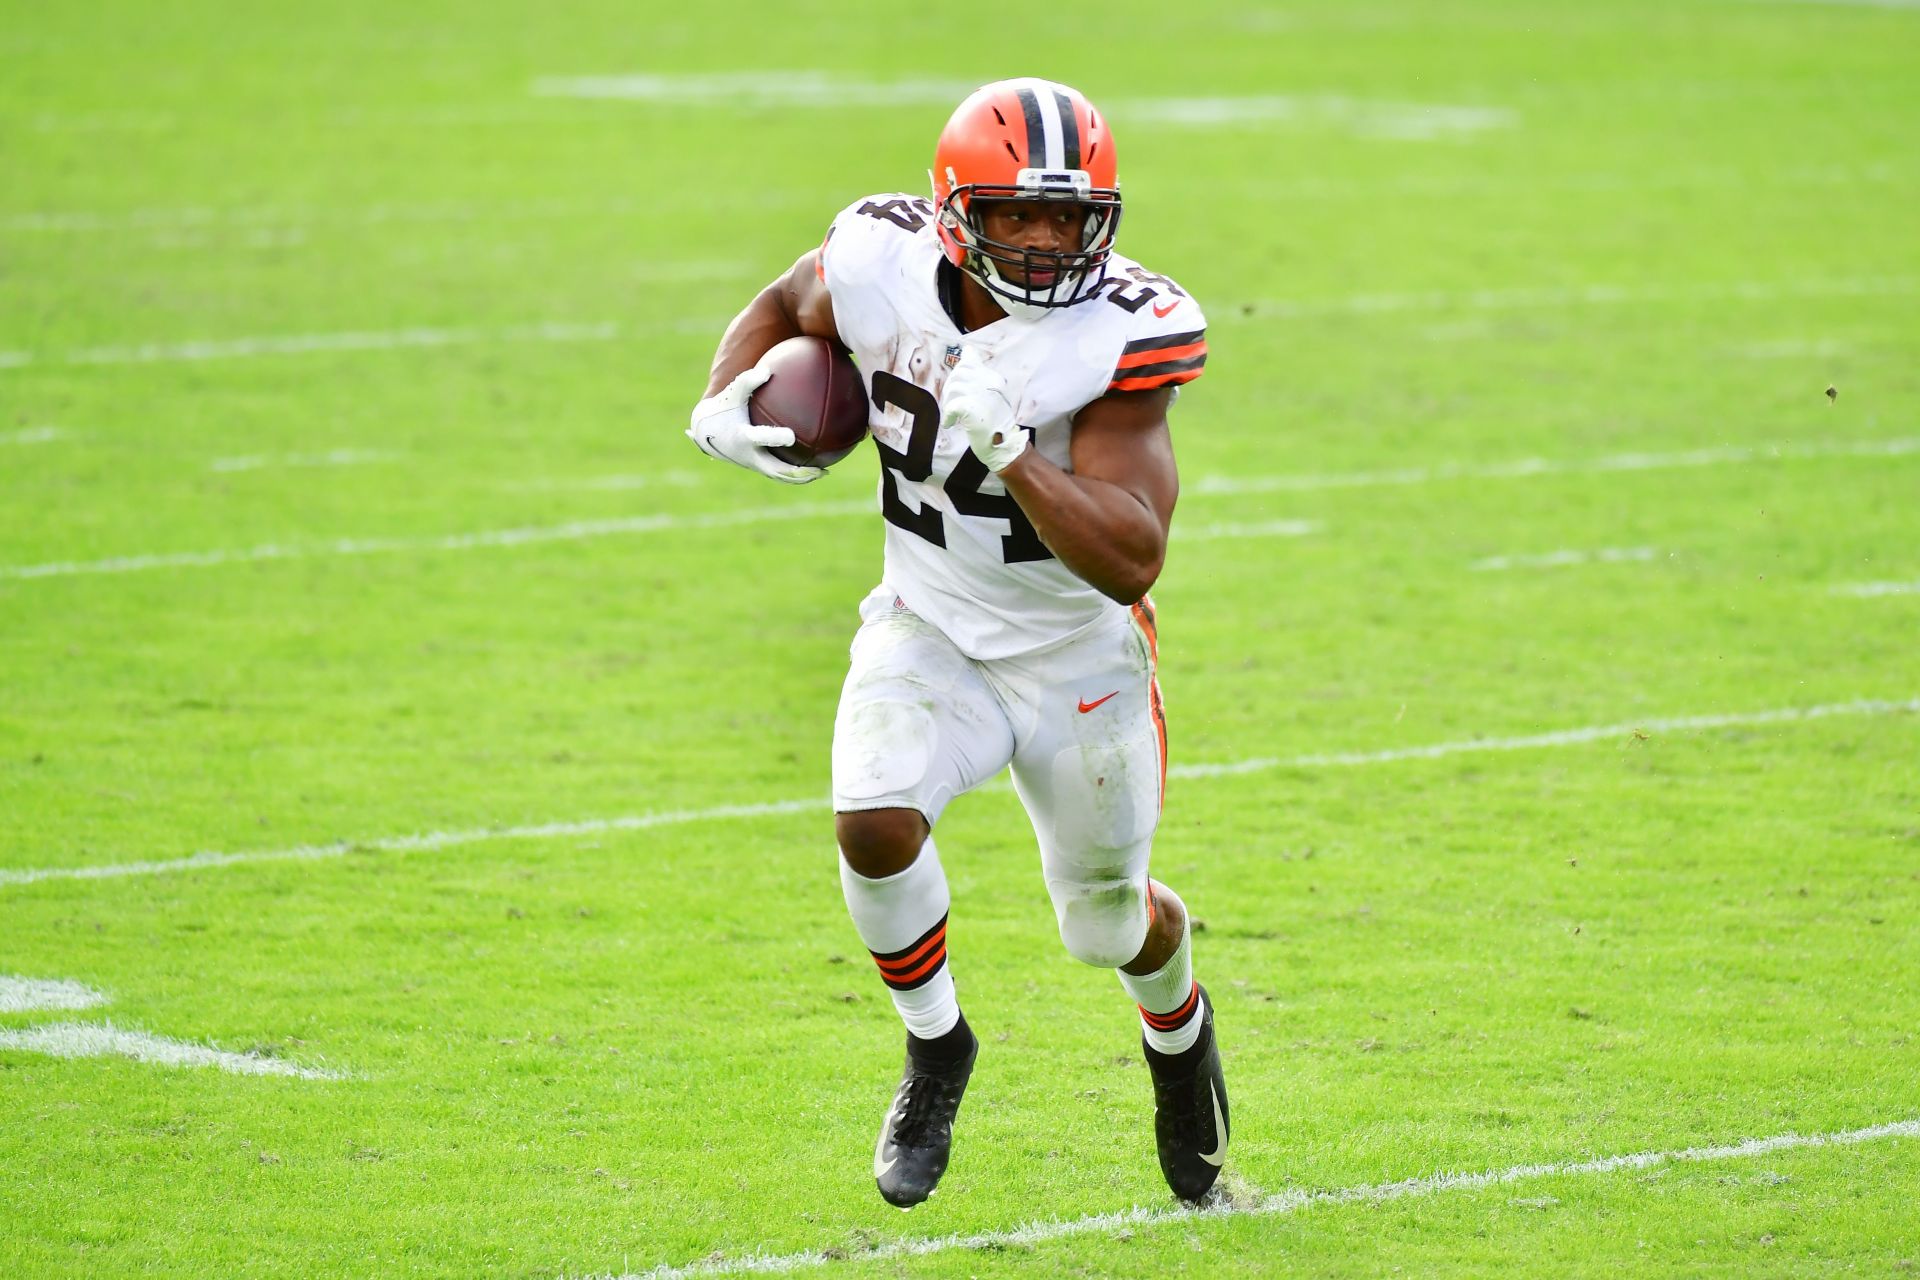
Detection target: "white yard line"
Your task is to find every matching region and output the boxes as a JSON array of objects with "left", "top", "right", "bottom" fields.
[
  {"left": 4, "top": 166, "right": 1903, "bottom": 240},
  {"left": 13, "top": 434, "right": 1910, "bottom": 582},
  {"left": 1834, "top": 580, "right": 1920, "bottom": 597},
  {"left": 209, "top": 448, "right": 398, "bottom": 474},
  {"left": 0, "top": 976, "right": 106, "bottom": 1013},
  {"left": 1730, "top": 337, "right": 1855, "bottom": 359},
  {"left": 1229, "top": 275, "right": 1917, "bottom": 320},
  {"left": 0, "top": 503, "right": 1320, "bottom": 583},
  {"left": 0, "top": 798, "right": 832, "bottom": 887},
  {"left": 0, "top": 1021, "right": 347, "bottom": 1080},
  {"left": 1174, "top": 518, "right": 1321, "bottom": 542},
  {"left": 0, "top": 426, "right": 64, "bottom": 445},
  {"left": 504, "top": 471, "right": 707, "bottom": 493},
  {"left": 528, "top": 75, "right": 1512, "bottom": 137},
  {"left": 0, "top": 500, "right": 876, "bottom": 581},
  {"left": 4, "top": 696, "right": 1911, "bottom": 890},
  {"left": 0, "top": 320, "right": 728, "bottom": 372},
  {"left": 598, "top": 1118, "right": 1920, "bottom": 1279},
  {"left": 1471, "top": 546, "right": 1658, "bottom": 572},
  {"left": 1189, "top": 435, "right": 1920, "bottom": 496}
]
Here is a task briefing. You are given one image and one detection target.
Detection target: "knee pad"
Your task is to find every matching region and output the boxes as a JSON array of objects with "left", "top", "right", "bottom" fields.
[
  {"left": 832, "top": 698, "right": 936, "bottom": 806},
  {"left": 1049, "top": 873, "right": 1151, "bottom": 968}
]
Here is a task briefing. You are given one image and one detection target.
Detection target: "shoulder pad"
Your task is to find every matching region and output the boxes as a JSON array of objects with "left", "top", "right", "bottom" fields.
[
  {"left": 1105, "top": 271, "right": 1208, "bottom": 393},
  {"left": 819, "top": 192, "right": 938, "bottom": 288}
]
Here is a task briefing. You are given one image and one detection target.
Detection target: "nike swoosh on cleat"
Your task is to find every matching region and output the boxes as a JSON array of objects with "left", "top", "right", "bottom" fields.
[
  {"left": 874, "top": 1098, "right": 901, "bottom": 1178},
  {"left": 1200, "top": 1082, "right": 1227, "bottom": 1167},
  {"left": 1077, "top": 691, "right": 1119, "bottom": 714}
]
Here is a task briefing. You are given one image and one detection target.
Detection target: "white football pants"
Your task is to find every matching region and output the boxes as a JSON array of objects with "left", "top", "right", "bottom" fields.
[{"left": 831, "top": 586, "right": 1166, "bottom": 968}]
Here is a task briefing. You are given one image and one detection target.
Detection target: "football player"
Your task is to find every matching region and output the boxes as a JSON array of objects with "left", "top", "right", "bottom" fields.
[{"left": 689, "top": 78, "right": 1226, "bottom": 1208}]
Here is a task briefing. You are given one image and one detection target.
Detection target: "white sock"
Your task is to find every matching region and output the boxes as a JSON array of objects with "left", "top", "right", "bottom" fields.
[
  {"left": 1117, "top": 891, "right": 1204, "bottom": 1054},
  {"left": 839, "top": 835, "right": 960, "bottom": 1040}
]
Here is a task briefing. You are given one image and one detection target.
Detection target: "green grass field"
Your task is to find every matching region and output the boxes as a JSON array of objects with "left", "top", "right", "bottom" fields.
[{"left": 4, "top": 0, "right": 1918, "bottom": 1274}]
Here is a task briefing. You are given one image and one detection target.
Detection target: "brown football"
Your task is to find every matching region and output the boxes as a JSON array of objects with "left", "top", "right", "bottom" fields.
[{"left": 749, "top": 335, "right": 871, "bottom": 468}]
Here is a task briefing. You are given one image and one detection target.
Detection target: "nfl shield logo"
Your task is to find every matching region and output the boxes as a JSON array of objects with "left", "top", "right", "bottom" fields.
[{"left": 943, "top": 344, "right": 963, "bottom": 370}]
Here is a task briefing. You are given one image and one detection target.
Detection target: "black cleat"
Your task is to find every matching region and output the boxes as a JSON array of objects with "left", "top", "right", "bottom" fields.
[
  {"left": 1141, "top": 984, "right": 1229, "bottom": 1202},
  {"left": 872, "top": 1029, "right": 978, "bottom": 1209}
]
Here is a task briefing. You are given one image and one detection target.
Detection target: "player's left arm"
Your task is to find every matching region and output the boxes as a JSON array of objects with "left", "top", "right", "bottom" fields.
[{"left": 995, "top": 387, "right": 1177, "bottom": 605}]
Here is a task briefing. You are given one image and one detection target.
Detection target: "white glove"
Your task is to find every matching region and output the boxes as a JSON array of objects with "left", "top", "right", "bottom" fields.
[
  {"left": 686, "top": 365, "right": 824, "bottom": 484},
  {"left": 941, "top": 346, "right": 1029, "bottom": 472}
]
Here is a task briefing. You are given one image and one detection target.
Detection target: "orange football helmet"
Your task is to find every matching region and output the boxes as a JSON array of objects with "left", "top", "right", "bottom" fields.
[{"left": 931, "top": 79, "right": 1122, "bottom": 310}]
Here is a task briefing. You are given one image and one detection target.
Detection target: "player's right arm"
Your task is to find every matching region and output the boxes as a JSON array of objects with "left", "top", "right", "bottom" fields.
[
  {"left": 701, "top": 250, "right": 840, "bottom": 396},
  {"left": 688, "top": 250, "right": 841, "bottom": 484}
]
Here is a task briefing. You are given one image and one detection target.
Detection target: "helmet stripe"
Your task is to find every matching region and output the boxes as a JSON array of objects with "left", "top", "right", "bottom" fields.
[
  {"left": 1052, "top": 88, "right": 1081, "bottom": 169},
  {"left": 1015, "top": 86, "right": 1048, "bottom": 167}
]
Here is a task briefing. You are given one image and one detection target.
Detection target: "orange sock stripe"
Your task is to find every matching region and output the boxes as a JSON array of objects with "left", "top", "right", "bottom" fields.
[
  {"left": 1140, "top": 983, "right": 1201, "bottom": 1031},
  {"left": 873, "top": 924, "right": 947, "bottom": 975},
  {"left": 879, "top": 945, "right": 948, "bottom": 987}
]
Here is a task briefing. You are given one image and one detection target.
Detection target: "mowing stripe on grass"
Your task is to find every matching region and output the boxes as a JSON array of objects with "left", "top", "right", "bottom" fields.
[
  {"left": 599, "top": 1118, "right": 1920, "bottom": 1279},
  {"left": 1190, "top": 435, "right": 1920, "bottom": 495},
  {"left": 1834, "top": 580, "right": 1920, "bottom": 596},
  {"left": 0, "top": 1021, "right": 348, "bottom": 1080},
  {"left": 1471, "top": 546, "right": 1659, "bottom": 572},
  {"left": 4, "top": 697, "right": 1911, "bottom": 889},
  {"left": 0, "top": 976, "right": 106, "bottom": 1013}
]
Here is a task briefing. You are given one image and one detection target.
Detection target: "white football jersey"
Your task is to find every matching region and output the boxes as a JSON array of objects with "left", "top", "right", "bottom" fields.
[{"left": 819, "top": 192, "right": 1208, "bottom": 660}]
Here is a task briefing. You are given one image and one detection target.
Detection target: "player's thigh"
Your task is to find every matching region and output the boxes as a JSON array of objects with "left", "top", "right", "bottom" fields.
[
  {"left": 1006, "top": 616, "right": 1163, "bottom": 964},
  {"left": 832, "top": 598, "right": 1015, "bottom": 828}
]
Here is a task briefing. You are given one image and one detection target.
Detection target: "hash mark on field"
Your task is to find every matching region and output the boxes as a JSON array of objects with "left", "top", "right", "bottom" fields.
[
  {"left": 209, "top": 448, "right": 398, "bottom": 473},
  {"left": 1471, "top": 546, "right": 1658, "bottom": 572},
  {"left": 4, "top": 697, "right": 1912, "bottom": 889},
  {"left": 0, "top": 1021, "right": 347, "bottom": 1080},
  {"left": 0, "top": 976, "right": 106, "bottom": 1013},
  {"left": 0, "top": 426, "right": 64, "bottom": 445},
  {"left": 1834, "top": 579, "right": 1920, "bottom": 597},
  {"left": 596, "top": 1119, "right": 1920, "bottom": 1278},
  {"left": 1190, "top": 435, "right": 1920, "bottom": 495}
]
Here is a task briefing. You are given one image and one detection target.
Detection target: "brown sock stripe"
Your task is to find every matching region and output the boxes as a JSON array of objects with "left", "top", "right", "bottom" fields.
[
  {"left": 872, "top": 915, "right": 949, "bottom": 990},
  {"left": 1140, "top": 982, "right": 1201, "bottom": 1032}
]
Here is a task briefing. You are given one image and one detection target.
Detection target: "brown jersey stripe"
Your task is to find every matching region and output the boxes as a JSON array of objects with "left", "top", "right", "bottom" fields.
[
  {"left": 1115, "top": 352, "right": 1206, "bottom": 381},
  {"left": 1116, "top": 340, "right": 1206, "bottom": 371},
  {"left": 1109, "top": 366, "right": 1206, "bottom": 393},
  {"left": 1121, "top": 328, "right": 1206, "bottom": 357}
]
